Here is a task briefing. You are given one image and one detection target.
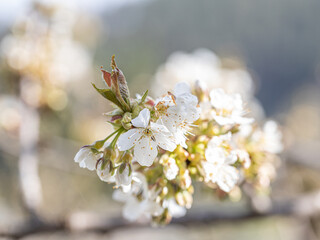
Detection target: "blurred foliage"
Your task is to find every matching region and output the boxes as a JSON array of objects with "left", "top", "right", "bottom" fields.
[{"left": 97, "top": 0, "right": 320, "bottom": 115}]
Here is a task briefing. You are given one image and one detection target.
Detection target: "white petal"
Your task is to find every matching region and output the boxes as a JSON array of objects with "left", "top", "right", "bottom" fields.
[
  {"left": 75, "top": 147, "right": 101, "bottom": 171},
  {"left": 184, "top": 106, "right": 201, "bottom": 123},
  {"left": 112, "top": 189, "right": 129, "bottom": 203},
  {"left": 225, "top": 152, "right": 238, "bottom": 165},
  {"left": 131, "top": 108, "right": 150, "bottom": 128},
  {"left": 174, "top": 82, "right": 191, "bottom": 96},
  {"left": 74, "top": 147, "right": 89, "bottom": 163},
  {"left": 123, "top": 198, "right": 147, "bottom": 221},
  {"left": 117, "top": 128, "right": 143, "bottom": 151},
  {"left": 205, "top": 147, "right": 226, "bottom": 165},
  {"left": 134, "top": 136, "right": 158, "bottom": 167},
  {"left": 210, "top": 88, "right": 226, "bottom": 109},
  {"left": 145, "top": 200, "right": 164, "bottom": 217},
  {"left": 150, "top": 121, "right": 171, "bottom": 135},
  {"left": 176, "top": 93, "right": 198, "bottom": 107},
  {"left": 154, "top": 132, "right": 177, "bottom": 152},
  {"left": 172, "top": 130, "right": 187, "bottom": 148},
  {"left": 164, "top": 158, "right": 179, "bottom": 180},
  {"left": 150, "top": 121, "right": 177, "bottom": 151},
  {"left": 164, "top": 199, "right": 186, "bottom": 218},
  {"left": 233, "top": 116, "right": 254, "bottom": 125},
  {"left": 213, "top": 115, "right": 235, "bottom": 125},
  {"left": 202, "top": 161, "right": 219, "bottom": 182},
  {"left": 216, "top": 166, "right": 239, "bottom": 192}
]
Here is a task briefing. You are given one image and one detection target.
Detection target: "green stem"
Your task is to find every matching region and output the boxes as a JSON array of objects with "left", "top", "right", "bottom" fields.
[
  {"left": 110, "top": 127, "right": 125, "bottom": 149},
  {"left": 94, "top": 127, "right": 123, "bottom": 149}
]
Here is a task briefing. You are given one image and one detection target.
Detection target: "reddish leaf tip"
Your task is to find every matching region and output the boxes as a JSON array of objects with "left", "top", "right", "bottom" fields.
[{"left": 101, "top": 69, "right": 112, "bottom": 87}]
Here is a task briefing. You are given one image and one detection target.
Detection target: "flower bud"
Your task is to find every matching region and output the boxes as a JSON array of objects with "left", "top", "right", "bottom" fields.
[
  {"left": 180, "top": 169, "right": 192, "bottom": 189},
  {"left": 115, "top": 162, "right": 132, "bottom": 187},
  {"left": 122, "top": 151, "right": 133, "bottom": 163},
  {"left": 103, "top": 145, "right": 118, "bottom": 163},
  {"left": 96, "top": 159, "right": 115, "bottom": 183},
  {"left": 194, "top": 80, "right": 208, "bottom": 102},
  {"left": 121, "top": 112, "right": 132, "bottom": 130},
  {"left": 175, "top": 190, "right": 193, "bottom": 209},
  {"left": 132, "top": 104, "right": 142, "bottom": 119}
]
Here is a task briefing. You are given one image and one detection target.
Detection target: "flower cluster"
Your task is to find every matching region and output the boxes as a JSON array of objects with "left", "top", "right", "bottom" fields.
[{"left": 74, "top": 56, "right": 283, "bottom": 224}]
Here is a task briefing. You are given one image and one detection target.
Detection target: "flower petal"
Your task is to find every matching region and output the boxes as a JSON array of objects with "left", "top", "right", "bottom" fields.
[
  {"left": 205, "top": 147, "right": 226, "bottom": 165},
  {"left": 174, "top": 82, "right": 191, "bottom": 96},
  {"left": 216, "top": 165, "right": 239, "bottom": 192},
  {"left": 75, "top": 147, "right": 101, "bottom": 171},
  {"left": 117, "top": 128, "right": 143, "bottom": 151},
  {"left": 131, "top": 108, "right": 150, "bottom": 128},
  {"left": 153, "top": 132, "right": 177, "bottom": 152},
  {"left": 134, "top": 136, "right": 158, "bottom": 166},
  {"left": 123, "top": 198, "right": 147, "bottom": 221}
]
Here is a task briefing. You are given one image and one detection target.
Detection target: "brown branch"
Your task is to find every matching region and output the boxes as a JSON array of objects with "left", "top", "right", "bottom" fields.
[{"left": 1, "top": 189, "right": 320, "bottom": 239}]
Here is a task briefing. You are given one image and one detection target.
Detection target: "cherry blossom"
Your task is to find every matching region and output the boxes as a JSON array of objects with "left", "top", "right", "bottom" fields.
[{"left": 117, "top": 108, "right": 177, "bottom": 166}]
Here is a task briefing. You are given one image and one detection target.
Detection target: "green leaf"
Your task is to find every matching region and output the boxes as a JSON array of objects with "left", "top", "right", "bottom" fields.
[
  {"left": 140, "top": 90, "right": 149, "bottom": 104},
  {"left": 92, "top": 83, "right": 124, "bottom": 110}
]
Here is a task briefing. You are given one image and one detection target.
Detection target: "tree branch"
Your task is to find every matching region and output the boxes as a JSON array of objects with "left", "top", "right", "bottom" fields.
[{"left": 1, "top": 189, "right": 320, "bottom": 239}]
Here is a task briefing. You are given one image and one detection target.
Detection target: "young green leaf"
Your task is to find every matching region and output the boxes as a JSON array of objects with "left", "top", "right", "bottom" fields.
[
  {"left": 140, "top": 90, "right": 149, "bottom": 104},
  {"left": 92, "top": 83, "right": 124, "bottom": 110}
]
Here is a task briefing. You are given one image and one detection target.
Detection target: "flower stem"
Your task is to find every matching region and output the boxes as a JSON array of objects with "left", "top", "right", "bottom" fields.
[
  {"left": 110, "top": 127, "right": 125, "bottom": 149},
  {"left": 94, "top": 127, "right": 123, "bottom": 149}
]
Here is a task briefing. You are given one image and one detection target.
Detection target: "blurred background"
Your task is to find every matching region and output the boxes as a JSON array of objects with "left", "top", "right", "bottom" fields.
[{"left": 0, "top": 0, "right": 320, "bottom": 239}]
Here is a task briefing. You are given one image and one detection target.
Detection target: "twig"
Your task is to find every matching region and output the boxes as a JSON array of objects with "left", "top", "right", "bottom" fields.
[{"left": 1, "top": 189, "right": 320, "bottom": 239}]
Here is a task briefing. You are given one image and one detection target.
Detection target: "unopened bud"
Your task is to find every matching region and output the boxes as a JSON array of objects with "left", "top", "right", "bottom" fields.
[
  {"left": 96, "top": 159, "right": 115, "bottom": 183},
  {"left": 180, "top": 169, "right": 192, "bottom": 189},
  {"left": 194, "top": 80, "right": 208, "bottom": 102},
  {"left": 132, "top": 104, "right": 142, "bottom": 119},
  {"left": 122, "top": 151, "right": 133, "bottom": 163},
  {"left": 175, "top": 190, "right": 193, "bottom": 209},
  {"left": 115, "top": 162, "right": 132, "bottom": 186},
  {"left": 104, "top": 145, "right": 118, "bottom": 163},
  {"left": 121, "top": 112, "right": 132, "bottom": 130}
]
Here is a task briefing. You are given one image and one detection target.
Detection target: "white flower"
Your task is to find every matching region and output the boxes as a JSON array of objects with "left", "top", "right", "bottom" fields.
[
  {"left": 74, "top": 146, "right": 102, "bottom": 171},
  {"left": 202, "top": 134, "right": 239, "bottom": 192},
  {"left": 161, "top": 157, "right": 179, "bottom": 180},
  {"left": 113, "top": 172, "right": 163, "bottom": 221},
  {"left": 151, "top": 49, "right": 255, "bottom": 99},
  {"left": 262, "top": 120, "right": 283, "bottom": 154},
  {"left": 251, "top": 120, "right": 283, "bottom": 154},
  {"left": 156, "top": 82, "right": 200, "bottom": 148},
  {"left": 117, "top": 108, "right": 177, "bottom": 167},
  {"left": 210, "top": 88, "right": 253, "bottom": 126},
  {"left": 233, "top": 149, "right": 251, "bottom": 169},
  {"left": 163, "top": 198, "right": 186, "bottom": 218}
]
